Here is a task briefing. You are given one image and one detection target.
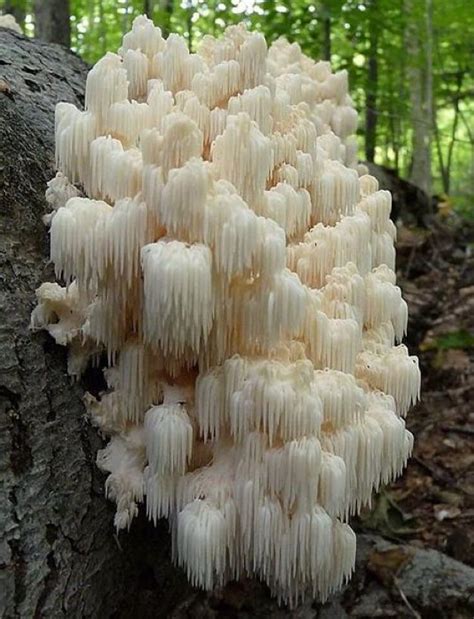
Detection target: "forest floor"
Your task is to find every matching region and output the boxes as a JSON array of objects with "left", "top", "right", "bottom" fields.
[
  {"left": 330, "top": 216, "right": 474, "bottom": 618},
  {"left": 368, "top": 216, "right": 474, "bottom": 564}
]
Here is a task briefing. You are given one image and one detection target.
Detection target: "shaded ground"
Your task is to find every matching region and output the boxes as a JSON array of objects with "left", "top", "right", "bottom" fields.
[{"left": 378, "top": 219, "right": 474, "bottom": 564}]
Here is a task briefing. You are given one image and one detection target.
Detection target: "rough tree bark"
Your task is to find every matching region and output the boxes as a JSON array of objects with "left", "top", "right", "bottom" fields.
[
  {"left": 1, "top": 27, "right": 473, "bottom": 619},
  {"left": 33, "top": 0, "right": 71, "bottom": 47},
  {"left": 0, "top": 28, "right": 190, "bottom": 619}
]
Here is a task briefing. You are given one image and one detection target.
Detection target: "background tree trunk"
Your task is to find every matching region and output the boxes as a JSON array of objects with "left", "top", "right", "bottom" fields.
[
  {"left": 157, "top": 0, "right": 174, "bottom": 38},
  {"left": 33, "top": 0, "right": 71, "bottom": 47},
  {"left": 144, "top": 0, "right": 155, "bottom": 18},
  {"left": 321, "top": 1, "right": 331, "bottom": 61},
  {"left": 364, "top": 0, "right": 379, "bottom": 163},
  {"left": 405, "top": 0, "right": 433, "bottom": 196}
]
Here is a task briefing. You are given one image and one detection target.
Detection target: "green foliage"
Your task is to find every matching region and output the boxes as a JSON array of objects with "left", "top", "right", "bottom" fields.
[
  {"left": 430, "top": 330, "right": 474, "bottom": 351},
  {"left": 2, "top": 0, "right": 473, "bottom": 219},
  {"left": 421, "top": 329, "right": 474, "bottom": 371}
]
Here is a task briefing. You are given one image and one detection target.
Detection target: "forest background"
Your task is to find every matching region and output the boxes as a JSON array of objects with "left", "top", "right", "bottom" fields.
[{"left": 1, "top": 0, "right": 474, "bottom": 220}]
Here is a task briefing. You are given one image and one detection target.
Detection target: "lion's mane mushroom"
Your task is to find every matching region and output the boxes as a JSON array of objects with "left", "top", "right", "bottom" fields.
[{"left": 31, "top": 16, "right": 420, "bottom": 607}]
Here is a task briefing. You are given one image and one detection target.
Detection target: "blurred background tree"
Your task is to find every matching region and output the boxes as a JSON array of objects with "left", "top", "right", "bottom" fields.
[{"left": 1, "top": 0, "right": 473, "bottom": 218}]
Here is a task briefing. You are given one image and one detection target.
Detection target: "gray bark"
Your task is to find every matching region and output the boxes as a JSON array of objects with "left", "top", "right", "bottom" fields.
[
  {"left": 33, "top": 0, "right": 70, "bottom": 47},
  {"left": 405, "top": 0, "right": 433, "bottom": 196}
]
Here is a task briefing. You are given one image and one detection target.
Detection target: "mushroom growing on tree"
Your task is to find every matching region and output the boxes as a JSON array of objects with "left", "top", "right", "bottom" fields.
[{"left": 31, "top": 16, "right": 420, "bottom": 607}]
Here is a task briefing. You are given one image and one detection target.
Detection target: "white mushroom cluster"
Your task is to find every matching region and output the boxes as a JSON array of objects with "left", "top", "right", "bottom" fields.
[
  {"left": 0, "top": 13, "right": 23, "bottom": 33},
  {"left": 31, "top": 17, "right": 420, "bottom": 607}
]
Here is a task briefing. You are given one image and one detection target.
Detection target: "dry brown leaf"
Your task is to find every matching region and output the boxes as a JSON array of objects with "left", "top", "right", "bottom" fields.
[{"left": 433, "top": 504, "right": 462, "bottom": 522}]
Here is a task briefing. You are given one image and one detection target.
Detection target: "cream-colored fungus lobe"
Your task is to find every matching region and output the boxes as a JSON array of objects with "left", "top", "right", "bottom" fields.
[
  {"left": 0, "top": 12, "right": 23, "bottom": 33},
  {"left": 31, "top": 16, "right": 420, "bottom": 607}
]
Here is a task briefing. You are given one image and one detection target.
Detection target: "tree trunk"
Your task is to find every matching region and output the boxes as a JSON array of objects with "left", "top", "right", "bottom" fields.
[
  {"left": 33, "top": 0, "right": 70, "bottom": 47},
  {"left": 122, "top": 0, "right": 130, "bottom": 36},
  {"left": 186, "top": 1, "right": 193, "bottom": 51},
  {"left": 423, "top": 0, "right": 433, "bottom": 192},
  {"left": 321, "top": 1, "right": 331, "bottom": 61},
  {"left": 364, "top": 0, "right": 378, "bottom": 163},
  {"left": 158, "top": 0, "right": 173, "bottom": 38},
  {"left": 99, "top": 0, "right": 107, "bottom": 56},
  {"left": 144, "top": 0, "right": 154, "bottom": 18},
  {"left": 388, "top": 89, "right": 400, "bottom": 174},
  {"left": 405, "top": 0, "right": 432, "bottom": 196},
  {"left": 443, "top": 71, "right": 464, "bottom": 195}
]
